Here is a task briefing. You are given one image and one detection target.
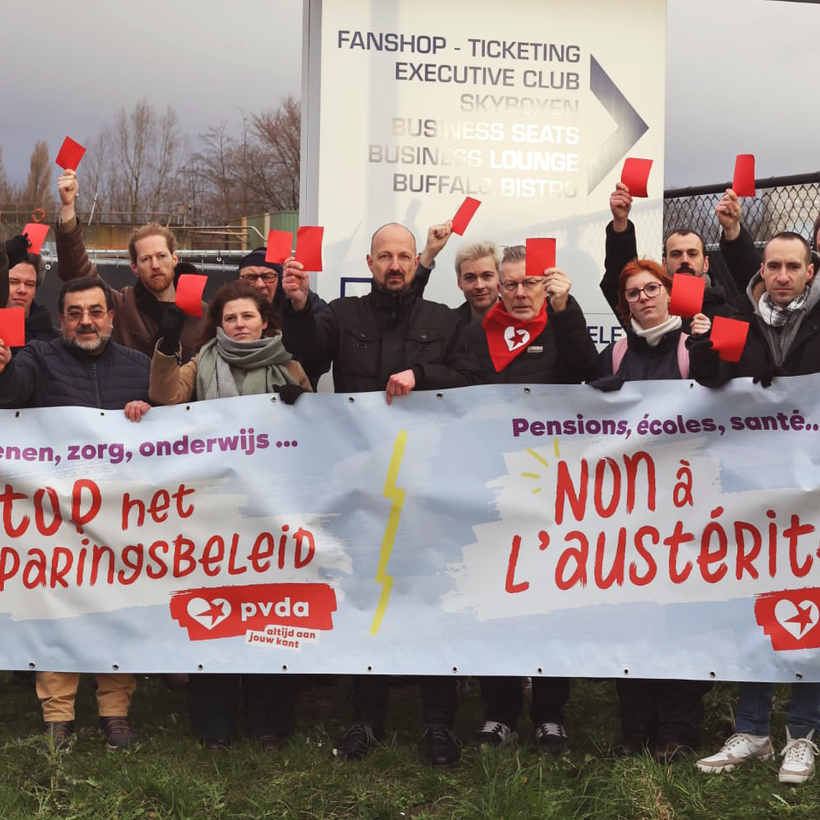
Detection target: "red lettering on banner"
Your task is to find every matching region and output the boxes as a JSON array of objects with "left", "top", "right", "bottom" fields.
[
  {"left": 1, "top": 484, "right": 29, "bottom": 538},
  {"left": 556, "top": 531, "right": 588, "bottom": 590},
  {"left": 735, "top": 521, "right": 761, "bottom": 580},
  {"left": 33, "top": 488, "right": 61, "bottom": 536},
  {"left": 169, "top": 582, "right": 337, "bottom": 641},
  {"left": 664, "top": 520, "right": 694, "bottom": 584},
  {"left": 594, "top": 529, "right": 625, "bottom": 588},
  {"left": 630, "top": 526, "right": 658, "bottom": 586},
  {"left": 71, "top": 479, "right": 101, "bottom": 534},
  {"left": 505, "top": 535, "right": 529, "bottom": 593},
  {"left": 785, "top": 515, "right": 815, "bottom": 578}
]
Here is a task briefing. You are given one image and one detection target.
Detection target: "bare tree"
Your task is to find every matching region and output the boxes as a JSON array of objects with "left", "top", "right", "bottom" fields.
[{"left": 20, "top": 140, "right": 55, "bottom": 214}]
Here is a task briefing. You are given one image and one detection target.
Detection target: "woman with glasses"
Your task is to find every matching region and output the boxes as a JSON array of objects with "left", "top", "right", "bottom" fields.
[
  {"left": 594, "top": 258, "right": 711, "bottom": 762},
  {"left": 149, "top": 280, "right": 311, "bottom": 751}
]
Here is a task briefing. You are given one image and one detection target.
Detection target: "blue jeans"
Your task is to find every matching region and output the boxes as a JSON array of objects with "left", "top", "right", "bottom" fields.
[{"left": 735, "top": 682, "right": 820, "bottom": 738}]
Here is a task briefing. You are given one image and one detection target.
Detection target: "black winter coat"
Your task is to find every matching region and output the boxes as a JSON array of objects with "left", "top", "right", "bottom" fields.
[
  {"left": 465, "top": 296, "right": 598, "bottom": 385},
  {"left": 0, "top": 338, "right": 151, "bottom": 409},
  {"left": 282, "top": 283, "right": 479, "bottom": 393},
  {"left": 598, "top": 327, "right": 687, "bottom": 381}
]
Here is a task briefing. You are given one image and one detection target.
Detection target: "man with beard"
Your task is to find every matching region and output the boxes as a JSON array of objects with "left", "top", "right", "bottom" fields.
[
  {"left": 600, "top": 182, "right": 757, "bottom": 328},
  {"left": 0, "top": 276, "right": 150, "bottom": 750},
  {"left": 281, "top": 222, "right": 478, "bottom": 766},
  {"left": 55, "top": 170, "right": 206, "bottom": 362}
]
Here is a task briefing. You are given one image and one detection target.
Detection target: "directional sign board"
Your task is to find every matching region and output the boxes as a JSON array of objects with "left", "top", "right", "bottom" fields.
[{"left": 301, "top": 0, "right": 666, "bottom": 348}]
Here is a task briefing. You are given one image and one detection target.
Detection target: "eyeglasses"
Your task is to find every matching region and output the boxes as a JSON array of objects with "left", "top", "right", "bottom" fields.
[
  {"left": 240, "top": 272, "right": 279, "bottom": 284},
  {"left": 64, "top": 307, "right": 107, "bottom": 321},
  {"left": 624, "top": 282, "right": 664, "bottom": 302},
  {"left": 500, "top": 277, "right": 544, "bottom": 294}
]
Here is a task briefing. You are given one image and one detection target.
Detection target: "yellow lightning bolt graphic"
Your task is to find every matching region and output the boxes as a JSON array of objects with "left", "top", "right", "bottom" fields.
[{"left": 370, "top": 430, "right": 408, "bottom": 635}]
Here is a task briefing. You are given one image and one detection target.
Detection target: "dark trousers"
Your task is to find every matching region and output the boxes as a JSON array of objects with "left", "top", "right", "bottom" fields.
[
  {"left": 616, "top": 678, "right": 712, "bottom": 747},
  {"left": 352, "top": 675, "right": 457, "bottom": 728},
  {"left": 188, "top": 673, "right": 295, "bottom": 741},
  {"left": 479, "top": 676, "right": 571, "bottom": 728}
]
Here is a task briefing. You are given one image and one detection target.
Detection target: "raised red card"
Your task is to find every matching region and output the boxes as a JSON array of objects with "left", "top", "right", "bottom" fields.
[
  {"left": 295, "top": 226, "right": 324, "bottom": 271},
  {"left": 525, "top": 238, "right": 556, "bottom": 278},
  {"left": 0, "top": 308, "right": 25, "bottom": 347},
  {"left": 621, "top": 158, "right": 653, "bottom": 198},
  {"left": 669, "top": 273, "right": 705, "bottom": 318},
  {"left": 451, "top": 197, "right": 481, "bottom": 235},
  {"left": 733, "top": 154, "right": 756, "bottom": 197},
  {"left": 55, "top": 136, "right": 87, "bottom": 171},
  {"left": 175, "top": 274, "right": 207, "bottom": 317},
  {"left": 710, "top": 315, "right": 749, "bottom": 362},
  {"left": 22, "top": 223, "right": 50, "bottom": 255},
  {"left": 265, "top": 230, "right": 293, "bottom": 264}
]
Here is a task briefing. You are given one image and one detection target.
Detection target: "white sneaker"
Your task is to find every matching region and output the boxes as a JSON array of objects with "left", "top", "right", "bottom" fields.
[
  {"left": 469, "top": 720, "right": 518, "bottom": 748},
  {"left": 696, "top": 732, "right": 774, "bottom": 773},
  {"left": 779, "top": 729, "right": 818, "bottom": 784}
]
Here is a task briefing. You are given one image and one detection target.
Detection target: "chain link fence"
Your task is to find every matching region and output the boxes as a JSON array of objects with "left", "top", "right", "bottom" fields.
[{"left": 664, "top": 172, "right": 820, "bottom": 300}]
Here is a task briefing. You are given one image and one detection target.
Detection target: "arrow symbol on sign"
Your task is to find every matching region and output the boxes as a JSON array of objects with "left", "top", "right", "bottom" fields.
[{"left": 588, "top": 55, "right": 649, "bottom": 194}]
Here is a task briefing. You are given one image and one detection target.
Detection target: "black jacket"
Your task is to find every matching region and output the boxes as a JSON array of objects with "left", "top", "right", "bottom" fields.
[
  {"left": 0, "top": 337, "right": 151, "bottom": 409},
  {"left": 24, "top": 301, "right": 59, "bottom": 345},
  {"left": 465, "top": 296, "right": 598, "bottom": 385},
  {"left": 598, "top": 326, "right": 687, "bottom": 381},
  {"left": 282, "top": 282, "right": 479, "bottom": 393},
  {"left": 689, "top": 275, "right": 820, "bottom": 387},
  {"left": 600, "top": 220, "right": 743, "bottom": 328}
]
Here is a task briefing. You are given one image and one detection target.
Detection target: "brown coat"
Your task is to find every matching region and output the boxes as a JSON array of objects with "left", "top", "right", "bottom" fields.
[
  {"left": 149, "top": 345, "right": 312, "bottom": 405},
  {"left": 55, "top": 217, "right": 206, "bottom": 362}
]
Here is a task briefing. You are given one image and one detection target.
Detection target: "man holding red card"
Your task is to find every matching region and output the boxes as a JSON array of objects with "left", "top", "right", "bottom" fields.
[
  {"left": 464, "top": 243, "right": 597, "bottom": 756},
  {"left": 601, "top": 183, "right": 747, "bottom": 329},
  {"left": 282, "top": 222, "right": 478, "bottom": 767},
  {"left": 55, "top": 171, "right": 206, "bottom": 362},
  {"left": 0, "top": 228, "right": 58, "bottom": 349}
]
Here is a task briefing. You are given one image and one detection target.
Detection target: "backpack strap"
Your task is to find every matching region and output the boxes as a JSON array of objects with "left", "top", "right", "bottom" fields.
[{"left": 611, "top": 337, "right": 629, "bottom": 374}]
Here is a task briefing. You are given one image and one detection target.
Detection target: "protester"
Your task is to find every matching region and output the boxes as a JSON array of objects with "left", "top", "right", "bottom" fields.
[
  {"left": 150, "top": 280, "right": 310, "bottom": 749},
  {"left": 281, "top": 221, "right": 478, "bottom": 767},
  {"left": 463, "top": 243, "right": 597, "bottom": 753},
  {"left": 0, "top": 275, "right": 151, "bottom": 749},
  {"left": 55, "top": 170, "right": 206, "bottom": 361},
  {"left": 601, "top": 183, "right": 753, "bottom": 327},
  {"left": 591, "top": 258, "right": 712, "bottom": 761},
  {"left": 452, "top": 240, "right": 501, "bottom": 323},
  {"left": 689, "top": 232, "right": 820, "bottom": 783},
  {"left": 0, "top": 227, "right": 57, "bottom": 347}
]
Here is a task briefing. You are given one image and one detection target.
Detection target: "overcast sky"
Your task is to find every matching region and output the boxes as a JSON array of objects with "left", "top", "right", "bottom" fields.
[{"left": 1, "top": 0, "right": 816, "bottom": 191}]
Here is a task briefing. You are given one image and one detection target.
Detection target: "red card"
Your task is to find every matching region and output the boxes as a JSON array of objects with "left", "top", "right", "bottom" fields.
[
  {"left": 451, "top": 197, "right": 481, "bottom": 235},
  {"left": 0, "top": 308, "right": 25, "bottom": 347},
  {"left": 669, "top": 273, "right": 705, "bottom": 318},
  {"left": 621, "top": 158, "right": 653, "bottom": 198},
  {"left": 295, "top": 226, "right": 324, "bottom": 271},
  {"left": 174, "top": 274, "right": 207, "bottom": 317},
  {"left": 22, "top": 223, "right": 50, "bottom": 255},
  {"left": 525, "top": 238, "right": 556, "bottom": 278},
  {"left": 733, "top": 154, "right": 756, "bottom": 197},
  {"left": 265, "top": 230, "right": 293, "bottom": 264},
  {"left": 710, "top": 316, "right": 749, "bottom": 363},
  {"left": 55, "top": 136, "right": 87, "bottom": 171}
]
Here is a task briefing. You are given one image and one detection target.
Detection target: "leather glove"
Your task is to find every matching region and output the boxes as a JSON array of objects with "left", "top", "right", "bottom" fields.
[
  {"left": 158, "top": 305, "right": 186, "bottom": 356},
  {"left": 587, "top": 374, "right": 625, "bottom": 392},
  {"left": 274, "top": 384, "right": 307, "bottom": 405},
  {"left": 5, "top": 234, "right": 32, "bottom": 268}
]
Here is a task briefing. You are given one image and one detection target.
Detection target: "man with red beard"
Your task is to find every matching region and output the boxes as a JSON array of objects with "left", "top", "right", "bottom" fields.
[
  {"left": 464, "top": 243, "right": 597, "bottom": 754},
  {"left": 54, "top": 170, "right": 206, "bottom": 362}
]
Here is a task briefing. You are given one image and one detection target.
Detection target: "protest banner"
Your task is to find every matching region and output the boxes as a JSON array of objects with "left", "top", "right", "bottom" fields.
[{"left": 1, "top": 376, "right": 820, "bottom": 682}]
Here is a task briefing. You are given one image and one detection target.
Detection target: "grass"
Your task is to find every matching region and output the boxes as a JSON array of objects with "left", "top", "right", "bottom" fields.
[{"left": 0, "top": 673, "right": 816, "bottom": 819}]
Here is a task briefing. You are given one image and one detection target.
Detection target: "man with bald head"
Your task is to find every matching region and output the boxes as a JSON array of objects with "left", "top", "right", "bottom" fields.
[
  {"left": 282, "top": 222, "right": 477, "bottom": 399},
  {"left": 281, "top": 222, "right": 477, "bottom": 766}
]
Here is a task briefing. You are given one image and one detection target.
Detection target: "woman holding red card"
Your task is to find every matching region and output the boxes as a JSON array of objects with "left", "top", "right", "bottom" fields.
[{"left": 592, "top": 258, "right": 710, "bottom": 762}]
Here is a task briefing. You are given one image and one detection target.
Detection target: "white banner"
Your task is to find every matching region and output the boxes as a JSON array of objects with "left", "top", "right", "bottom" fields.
[{"left": 2, "top": 376, "right": 820, "bottom": 681}]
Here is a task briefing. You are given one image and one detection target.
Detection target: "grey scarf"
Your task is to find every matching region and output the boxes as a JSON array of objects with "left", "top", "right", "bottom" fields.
[{"left": 196, "top": 328, "right": 296, "bottom": 400}]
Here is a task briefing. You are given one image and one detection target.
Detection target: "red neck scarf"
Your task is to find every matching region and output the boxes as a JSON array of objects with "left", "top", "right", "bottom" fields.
[{"left": 481, "top": 301, "right": 548, "bottom": 372}]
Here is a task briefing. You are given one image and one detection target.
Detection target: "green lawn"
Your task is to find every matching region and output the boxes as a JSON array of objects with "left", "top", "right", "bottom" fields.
[{"left": 0, "top": 673, "right": 816, "bottom": 819}]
